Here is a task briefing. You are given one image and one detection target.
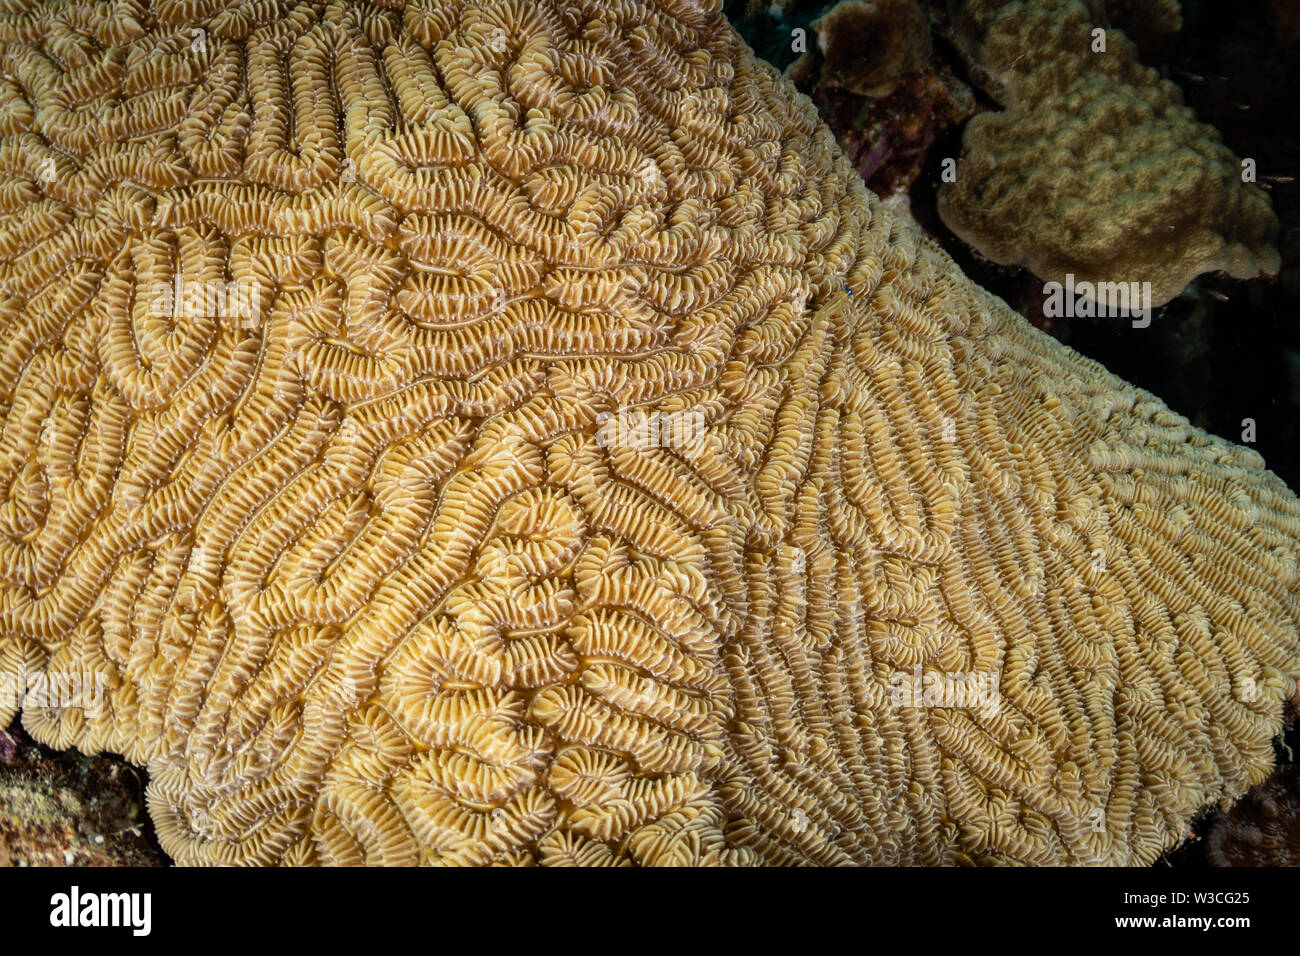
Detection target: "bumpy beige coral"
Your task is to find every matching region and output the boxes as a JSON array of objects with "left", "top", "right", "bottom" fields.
[
  {"left": 0, "top": 0, "right": 1298, "bottom": 866},
  {"left": 939, "top": 0, "right": 1278, "bottom": 306}
]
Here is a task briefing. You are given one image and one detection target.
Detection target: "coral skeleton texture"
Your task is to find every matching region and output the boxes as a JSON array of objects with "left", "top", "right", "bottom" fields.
[{"left": 0, "top": 0, "right": 1296, "bottom": 865}]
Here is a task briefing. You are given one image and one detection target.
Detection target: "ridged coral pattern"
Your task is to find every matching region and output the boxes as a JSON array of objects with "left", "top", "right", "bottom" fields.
[{"left": 0, "top": 0, "right": 1297, "bottom": 865}]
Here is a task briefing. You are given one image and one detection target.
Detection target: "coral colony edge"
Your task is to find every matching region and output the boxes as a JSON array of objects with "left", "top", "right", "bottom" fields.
[{"left": 0, "top": 0, "right": 1297, "bottom": 866}]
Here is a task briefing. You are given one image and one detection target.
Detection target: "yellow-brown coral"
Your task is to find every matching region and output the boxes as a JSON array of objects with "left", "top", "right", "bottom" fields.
[
  {"left": 939, "top": 0, "right": 1279, "bottom": 306},
  {"left": 0, "top": 0, "right": 1298, "bottom": 866}
]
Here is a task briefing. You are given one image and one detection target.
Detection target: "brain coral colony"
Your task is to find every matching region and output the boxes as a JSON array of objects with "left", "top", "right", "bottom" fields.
[{"left": 0, "top": 0, "right": 1298, "bottom": 867}]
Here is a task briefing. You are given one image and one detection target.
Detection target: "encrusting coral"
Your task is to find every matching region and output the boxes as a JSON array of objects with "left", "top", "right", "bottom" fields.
[
  {"left": 785, "top": 0, "right": 974, "bottom": 200},
  {"left": 939, "top": 0, "right": 1280, "bottom": 306},
  {"left": 786, "top": 0, "right": 932, "bottom": 99},
  {"left": 1205, "top": 766, "right": 1300, "bottom": 866},
  {"left": 0, "top": 0, "right": 1298, "bottom": 866}
]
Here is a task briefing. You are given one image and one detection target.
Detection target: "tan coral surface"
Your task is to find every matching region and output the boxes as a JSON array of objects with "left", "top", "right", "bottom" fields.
[
  {"left": 0, "top": 0, "right": 1298, "bottom": 866},
  {"left": 940, "top": 0, "right": 1279, "bottom": 306}
]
